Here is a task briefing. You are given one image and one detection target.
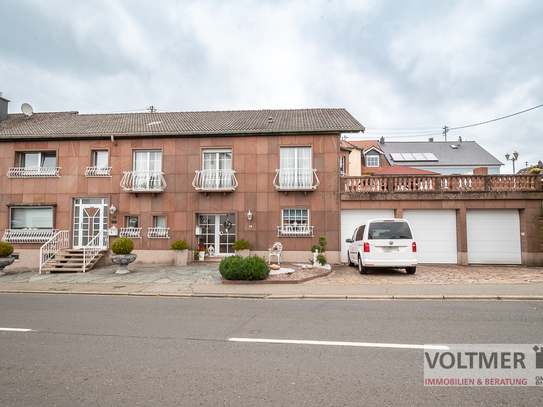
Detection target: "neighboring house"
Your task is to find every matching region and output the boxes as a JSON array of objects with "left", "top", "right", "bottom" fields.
[
  {"left": 0, "top": 97, "right": 364, "bottom": 270},
  {"left": 378, "top": 139, "right": 503, "bottom": 175},
  {"left": 340, "top": 140, "right": 387, "bottom": 176},
  {"left": 372, "top": 165, "right": 439, "bottom": 176}
]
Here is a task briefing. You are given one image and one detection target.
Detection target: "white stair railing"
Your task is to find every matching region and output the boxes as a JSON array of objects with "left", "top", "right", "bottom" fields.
[
  {"left": 83, "top": 231, "right": 108, "bottom": 272},
  {"left": 39, "top": 230, "right": 70, "bottom": 274}
]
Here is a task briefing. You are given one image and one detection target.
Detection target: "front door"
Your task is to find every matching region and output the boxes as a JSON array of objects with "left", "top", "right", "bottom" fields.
[
  {"left": 197, "top": 213, "right": 236, "bottom": 255},
  {"left": 73, "top": 198, "right": 108, "bottom": 249}
]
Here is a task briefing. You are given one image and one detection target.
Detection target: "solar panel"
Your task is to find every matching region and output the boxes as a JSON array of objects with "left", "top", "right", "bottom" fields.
[
  {"left": 422, "top": 153, "right": 438, "bottom": 161},
  {"left": 400, "top": 153, "right": 415, "bottom": 161},
  {"left": 390, "top": 153, "right": 404, "bottom": 161},
  {"left": 412, "top": 153, "right": 426, "bottom": 161}
]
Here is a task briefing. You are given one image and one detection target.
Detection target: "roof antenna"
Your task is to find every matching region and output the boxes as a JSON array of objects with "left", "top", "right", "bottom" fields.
[
  {"left": 443, "top": 126, "right": 448, "bottom": 141},
  {"left": 147, "top": 105, "right": 157, "bottom": 113},
  {"left": 21, "top": 103, "right": 34, "bottom": 118}
]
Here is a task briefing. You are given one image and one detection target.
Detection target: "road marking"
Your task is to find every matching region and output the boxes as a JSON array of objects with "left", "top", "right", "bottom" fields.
[
  {"left": 229, "top": 338, "right": 449, "bottom": 350},
  {"left": 0, "top": 327, "right": 33, "bottom": 332}
]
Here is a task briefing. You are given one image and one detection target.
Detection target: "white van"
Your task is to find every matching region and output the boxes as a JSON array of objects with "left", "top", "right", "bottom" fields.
[{"left": 346, "top": 219, "right": 417, "bottom": 274}]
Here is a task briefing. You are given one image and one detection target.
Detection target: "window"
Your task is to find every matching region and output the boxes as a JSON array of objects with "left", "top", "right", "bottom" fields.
[
  {"left": 85, "top": 151, "right": 110, "bottom": 177},
  {"left": 340, "top": 156, "right": 347, "bottom": 175},
  {"left": 365, "top": 155, "right": 379, "bottom": 167},
  {"left": 132, "top": 150, "right": 163, "bottom": 190},
  {"left": 148, "top": 215, "right": 169, "bottom": 238},
  {"left": 10, "top": 207, "right": 53, "bottom": 229},
  {"left": 126, "top": 216, "right": 139, "bottom": 228},
  {"left": 7, "top": 152, "right": 59, "bottom": 178},
  {"left": 275, "top": 147, "right": 319, "bottom": 190},
  {"left": 154, "top": 216, "right": 166, "bottom": 228},
  {"left": 278, "top": 208, "right": 313, "bottom": 237},
  {"left": 120, "top": 216, "right": 141, "bottom": 238},
  {"left": 281, "top": 147, "right": 311, "bottom": 171},
  {"left": 201, "top": 149, "right": 234, "bottom": 189}
]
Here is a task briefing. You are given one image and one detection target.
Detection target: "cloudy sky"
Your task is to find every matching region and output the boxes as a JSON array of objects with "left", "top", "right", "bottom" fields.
[{"left": 1, "top": 0, "right": 542, "bottom": 172}]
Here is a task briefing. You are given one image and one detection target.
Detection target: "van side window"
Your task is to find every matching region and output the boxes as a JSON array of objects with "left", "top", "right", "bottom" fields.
[{"left": 356, "top": 226, "right": 365, "bottom": 241}]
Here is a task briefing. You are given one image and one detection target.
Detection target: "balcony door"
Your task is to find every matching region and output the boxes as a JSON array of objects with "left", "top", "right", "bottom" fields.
[
  {"left": 202, "top": 150, "right": 232, "bottom": 189},
  {"left": 197, "top": 213, "right": 236, "bottom": 255},
  {"left": 73, "top": 198, "right": 108, "bottom": 249},
  {"left": 280, "top": 147, "right": 312, "bottom": 188},
  {"left": 133, "top": 150, "right": 162, "bottom": 190}
]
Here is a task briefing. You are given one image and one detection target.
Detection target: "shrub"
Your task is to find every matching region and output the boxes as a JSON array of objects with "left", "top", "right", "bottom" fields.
[
  {"left": 310, "top": 236, "right": 327, "bottom": 266},
  {"left": 316, "top": 254, "right": 327, "bottom": 267},
  {"left": 171, "top": 239, "right": 189, "bottom": 251},
  {"left": 232, "top": 238, "right": 251, "bottom": 251},
  {"left": 0, "top": 242, "right": 14, "bottom": 258},
  {"left": 111, "top": 237, "right": 134, "bottom": 254},
  {"left": 220, "top": 255, "right": 270, "bottom": 281}
]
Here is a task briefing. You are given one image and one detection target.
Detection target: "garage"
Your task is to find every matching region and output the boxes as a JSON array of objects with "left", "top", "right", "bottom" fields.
[
  {"left": 340, "top": 209, "right": 394, "bottom": 263},
  {"left": 466, "top": 209, "right": 521, "bottom": 264},
  {"left": 403, "top": 210, "right": 458, "bottom": 264}
]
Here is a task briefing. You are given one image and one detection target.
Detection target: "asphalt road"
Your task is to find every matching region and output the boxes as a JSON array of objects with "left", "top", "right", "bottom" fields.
[{"left": 1, "top": 294, "right": 542, "bottom": 406}]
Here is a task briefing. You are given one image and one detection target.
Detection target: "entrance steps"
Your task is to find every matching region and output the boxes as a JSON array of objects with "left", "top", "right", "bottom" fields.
[
  {"left": 41, "top": 249, "right": 105, "bottom": 274},
  {"left": 194, "top": 256, "right": 223, "bottom": 264}
]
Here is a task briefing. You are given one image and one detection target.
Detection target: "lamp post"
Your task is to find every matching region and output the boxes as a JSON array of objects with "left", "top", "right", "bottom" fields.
[{"left": 505, "top": 152, "right": 519, "bottom": 174}]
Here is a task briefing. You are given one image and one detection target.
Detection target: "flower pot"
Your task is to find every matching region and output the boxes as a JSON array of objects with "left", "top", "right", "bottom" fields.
[
  {"left": 235, "top": 249, "right": 250, "bottom": 259},
  {"left": 109, "top": 253, "right": 137, "bottom": 274},
  {"left": 174, "top": 249, "right": 188, "bottom": 266},
  {"left": 198, "top": 251, "right": 205, "bottom": 261},
  {"left": 0, "top": 257, "right": 15, "bottom": 277}
]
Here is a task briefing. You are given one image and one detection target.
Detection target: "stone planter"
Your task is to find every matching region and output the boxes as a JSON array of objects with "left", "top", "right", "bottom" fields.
[
  {"left": 173, "top": 249, "right": 188, "bottom": 266},
  {"left": 0, "top": 257, "right": 15, "bottom": 277},
  {"left": 109, "top": 253, "right": 137, "bottom": 274},
  {"left": 198, "top": 251, "right": 205, "bottom": 261},
  {"left": 235, "top": 249, "right": 250, "bottom": 259}
]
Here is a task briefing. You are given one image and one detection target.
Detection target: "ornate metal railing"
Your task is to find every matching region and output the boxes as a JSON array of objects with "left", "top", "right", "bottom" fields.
[
  {"left": 192, "top": 169, "right": 238, "bottom": 191},
  {"left": 83, "top": 231, "right": 108, "bottom": 272},
  {"left": 2, "top": 229, "right": 58, "bottom": 243},
  {"left": 148, "top": 227, "right": 170, "bottom": 239},
  {"left": 7, "top": 167, "right": 61, "bottom": 178},
  {"left": 39, "top": 230, "right": 69, "bottom": 274},
  {"left": 273, "top": 168, "right": 320, "bottom": 191},
  {"left": 120, "top": 227, "right": 142, "bottom": 238},
  {"left": 277, "top": 224, "right": 314, "bottom": 237},
  {"left": 85, "top": 166, "right": 112, "bottom": 177},
  {"left": 342, "top": 174, "right": 543, "bottom": 193},
  {"left": 120, "top": 171, "right": 166, "bottom": 192}
]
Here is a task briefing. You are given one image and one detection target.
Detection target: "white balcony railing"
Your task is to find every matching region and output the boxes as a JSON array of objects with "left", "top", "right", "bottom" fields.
[
  {"left": 7, "top": 167, "right": 61, "bottom": 178},
  {"left": 2, "top": 229, "right": 58, "bottom": 243},
  {"left": 85, "top": 166, "right": 112, "bottom": 177},
  {"left": 148, "top": 227, "right": 170, "bottom": 239},
  {"left": 273, "top": 168, "right": 320, "bottom": 191},
  {"left": 39, "top": 230, "right": 70, "bottom": 274},
  {"left": 277, "top": 224, "right": 314, "bottom": 237},
  {"left": 120, "top": 170, "right": 166, "bottom": 193},
  {"left": 192, "top": 169, "right": 238, "bottom": 191},
  {"left": 119, "top": 227, "right": 142, "bottom": 238}
]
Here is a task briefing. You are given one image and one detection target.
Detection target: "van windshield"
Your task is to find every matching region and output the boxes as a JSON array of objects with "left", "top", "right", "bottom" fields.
[{"left": 367, "top": 222, "right": 412, "bottom": 240}]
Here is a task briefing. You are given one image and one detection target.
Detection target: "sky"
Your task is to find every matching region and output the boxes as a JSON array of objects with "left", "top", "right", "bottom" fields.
[{"left": 1, "top": 0, "right": 542, "bottom": 173}]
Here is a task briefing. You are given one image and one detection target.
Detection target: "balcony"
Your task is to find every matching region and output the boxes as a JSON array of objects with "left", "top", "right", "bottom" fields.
[
  {"left": 148, "top": 227, "right": 170, "bottom": 239},
  {"left": 342, "top": 174, "right": 543, "bottom": 197},
  {"left": 2, "top": 229, "right": 58, "bottom": 243},
  {"left": 119, "top": 227, "right": 142, "bottom": 238},
  {"left": 192, "top": 169, "right": 238, "bottom": 194},
  {"left": 120, "top": 171, "right": 166, "bottom": 195},
  {"left": 277, "top": 224, "right": 314, "bottom": 237},
  {"left": 7, "top": 167, "right": 60, "bottom": 178},
  {"left": 85, "top": 166, "right": 112, "bottom": 177},
  {"left": 273, "top": 168, "right": 320, "bottom": 193}
]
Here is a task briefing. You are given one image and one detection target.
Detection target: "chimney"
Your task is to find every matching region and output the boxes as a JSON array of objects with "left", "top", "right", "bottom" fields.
[
  {"left": 428, "top": 137, "right": 434, "bottom": 142},
  {"left": 379, "top": 136, "right": 385, "bottom": 144},
  {"left": 0, "top": 92, "right": 9, "bottom": 122}
]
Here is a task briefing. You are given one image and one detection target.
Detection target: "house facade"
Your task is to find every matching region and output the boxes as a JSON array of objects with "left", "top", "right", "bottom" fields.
[{"left": 0, "top": 101, "right": 364, "bottom": 270}]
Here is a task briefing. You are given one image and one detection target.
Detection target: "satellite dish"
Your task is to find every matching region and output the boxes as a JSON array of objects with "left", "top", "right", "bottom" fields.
[{"left": 21, "top": 103, "right": 33, "bottom": 117}]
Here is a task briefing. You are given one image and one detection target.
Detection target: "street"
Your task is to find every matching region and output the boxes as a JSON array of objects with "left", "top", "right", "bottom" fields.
[{"left": 1, "top": 294, "right": 542, "bottom": 406}]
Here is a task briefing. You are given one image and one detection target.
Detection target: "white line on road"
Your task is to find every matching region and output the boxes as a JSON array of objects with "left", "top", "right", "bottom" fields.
[
  {"left": 0, "top": 327, "right": 33, "bottom": 332},
  {"left": 229, "top": 338, "right": 449, "bottom": 350}
]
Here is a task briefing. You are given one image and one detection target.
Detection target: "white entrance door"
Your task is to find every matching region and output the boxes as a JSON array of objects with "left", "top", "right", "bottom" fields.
[
  {"left": 73, "top": 198, "right": 109, "bottom": 249},
  {"left": 466, "top": 209, "right": 521, "bottom": 264},
  {"left": 403, "top": 210, "right": 457, "bottom": 264},
  {"left": 340, "top": 209, "right": 395, "bottom": 263},
  {"left": 197, "top": 214, "right": 236, "bottom": 255}
]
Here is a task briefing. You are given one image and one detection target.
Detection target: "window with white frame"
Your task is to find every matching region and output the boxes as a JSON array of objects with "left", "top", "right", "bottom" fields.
[
  {"left": 149, "top": 215, "right": 169, "bottom": 238},
  {"left": 133, "top": 150, "right": 162, "bottom": 189},
  {"left": 340, "top": 155, "right": 347, "bottom": 175},
  {"left": 278, "top": 208, "right": 313, "bottom": 236},
  {"left": 365, "top": 154, "right": 380, "bottom": 167},
  {"left": 278, "top": 147, "right": 315, "bottom": 189},
  {"left": 7, "top": 152, "right": 59, "bottom": 178},
  {"left": 85, "top": 150, "right": 110, "bottom": 177},
  {"left": 202, "top": 149, "right": 233, "bottom": 189},
  {"left": 120, "top": 216, "right": 141, "bottom": 238},
  {"left": 3, "top": 206, "right": 56, "bottom": 243}
]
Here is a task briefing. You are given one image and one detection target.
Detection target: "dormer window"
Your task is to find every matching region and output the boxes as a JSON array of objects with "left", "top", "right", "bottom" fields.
[{"left": 366, "top": 155, "right": 380, "bottom": 167}]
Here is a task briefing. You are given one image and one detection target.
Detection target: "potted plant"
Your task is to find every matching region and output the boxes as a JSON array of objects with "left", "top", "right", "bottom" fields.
[
  {"left": 171, "top": 239, "right": 189, "bottom": 266},
  {"left": 109, "top": 237, "right": 137, "bottom": 274},
  {"left": 196, "top": 243, "right": 209, "bottom": 261},
  {"left": 0, "top": 242, "right": 15, "bottom": 276},
  {"left": 232, "top": 238, "right": 251, "bottom": 258}
]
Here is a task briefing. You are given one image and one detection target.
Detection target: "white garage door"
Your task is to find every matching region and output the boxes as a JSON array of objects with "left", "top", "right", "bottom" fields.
[
  {"left": 403, "top": 210, "right": 457, "bottom": 264},
  {"left": 466, "top": 209, "right": 521, "bottom": 264},
  {"left": 341, "top": 209, "right": 394, "bottom": 263}
]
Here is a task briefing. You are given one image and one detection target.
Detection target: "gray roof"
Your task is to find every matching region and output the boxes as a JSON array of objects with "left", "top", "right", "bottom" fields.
[
  {"left": 379, "top": 141, "right": 503, "bottom": 167},
  {"left": 0, "top": 108, "right": 364, "bottom": 139}
]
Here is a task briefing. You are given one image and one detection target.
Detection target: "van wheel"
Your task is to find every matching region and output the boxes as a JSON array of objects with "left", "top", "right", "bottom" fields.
[
  {"left": 358, "top": 255, "right": 368, "bottom": 274},
  {"left": 406, "top": 267, "right": 416, "bottom": 274},
  {"left": 348, "top": 252, "right": 354, "bottom": 267}
]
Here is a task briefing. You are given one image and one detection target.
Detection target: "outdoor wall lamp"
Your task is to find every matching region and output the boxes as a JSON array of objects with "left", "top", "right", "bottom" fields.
[
  {"left": 505, "top": 151, "right": 519, "bottom": 174},
  {"left": 109, "top": 205, "right": 116, "bottom": 215},
  {"left": 247, "top": 210, "right": 253, "bottom": 221}
]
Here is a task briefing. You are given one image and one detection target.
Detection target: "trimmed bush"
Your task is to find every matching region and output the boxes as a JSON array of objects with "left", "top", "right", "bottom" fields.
[
  {"left": 0, "top": 242, "right": 14, "bottom": 258},
  {"left": 111, "top": 237, "right": 134, "bottom": 254},
  {"left": 232, "top": 238, "right": 251, "bottom": 251},
  {"left": 316, "top": 254, "right": 327, "bottom": 267},
  {"left": 220, "top": 255, "right": 270, "bottom": 281},
  {"left": 171, "top": 239, "right": 189, "bottom": 251}
]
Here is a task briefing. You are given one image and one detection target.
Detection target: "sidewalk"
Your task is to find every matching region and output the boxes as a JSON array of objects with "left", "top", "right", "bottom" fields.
[{"left": 1, "top": 263, "right": 542, "bottom": 300}]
